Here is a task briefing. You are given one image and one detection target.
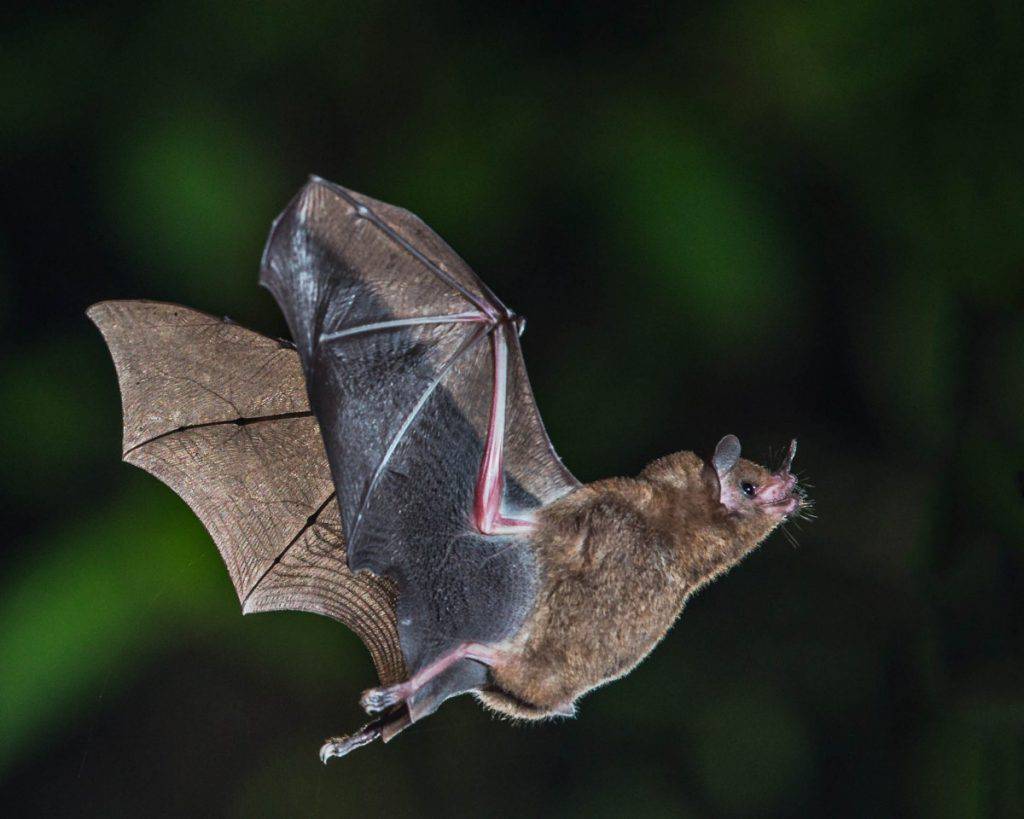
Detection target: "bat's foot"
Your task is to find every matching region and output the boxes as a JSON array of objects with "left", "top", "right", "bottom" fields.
[
  {"left": 319, "top": 720, "right": 383, "bottom": 763},
  {"left": 360, "top": 683, "right": 407, "bottom": 714},
  {"left": 360, "top": 642, "right": 502, "bottom": 715}
]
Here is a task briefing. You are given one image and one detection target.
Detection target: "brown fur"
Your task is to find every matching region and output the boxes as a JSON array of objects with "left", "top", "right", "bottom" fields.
[{"left": 478, "top": 451, "right": 793, "bottom": 719}]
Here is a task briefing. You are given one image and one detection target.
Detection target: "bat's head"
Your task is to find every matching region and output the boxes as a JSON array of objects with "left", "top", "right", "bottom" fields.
[{"left": 706, "top": 436, "right": 804, "bottom": 528}]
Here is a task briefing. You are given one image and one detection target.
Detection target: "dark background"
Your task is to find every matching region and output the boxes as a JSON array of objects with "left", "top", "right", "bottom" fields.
[{"left": 2, "top": 2, "right": 1023, "bottom": 816}]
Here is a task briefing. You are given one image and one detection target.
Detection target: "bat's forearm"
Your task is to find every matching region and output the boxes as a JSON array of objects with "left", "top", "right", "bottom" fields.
[{"left": 474, "top": 324, "right": 536, "bottom": 535}]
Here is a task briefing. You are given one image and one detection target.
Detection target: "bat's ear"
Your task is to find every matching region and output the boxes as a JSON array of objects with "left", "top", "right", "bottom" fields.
[
  {"left": 712, "top": 434, "right": 741, "bottom": 476},
  {"left": 704, "top": 434, "right": 741, "bottom": 500}
]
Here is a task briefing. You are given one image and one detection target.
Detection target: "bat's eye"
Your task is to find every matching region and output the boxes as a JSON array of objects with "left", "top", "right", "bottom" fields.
[{"left": 741, "top": 482, "right": 757, "bottom": 497}]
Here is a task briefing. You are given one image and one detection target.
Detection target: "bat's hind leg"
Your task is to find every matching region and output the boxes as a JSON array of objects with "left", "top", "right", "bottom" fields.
[{"left": 360, "top": 642, "right": 500, "bottom": 715}]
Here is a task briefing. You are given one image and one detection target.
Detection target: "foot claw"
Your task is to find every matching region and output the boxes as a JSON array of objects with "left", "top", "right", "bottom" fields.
[
  {"left": 319, "top": 739, "right": 343, "bottom": 764},
  {"left": 360, "top": 684, "right": 404, "bottom": 714},
  {"left": 319, "top": 726, "right": 380, "bottom": 763}
]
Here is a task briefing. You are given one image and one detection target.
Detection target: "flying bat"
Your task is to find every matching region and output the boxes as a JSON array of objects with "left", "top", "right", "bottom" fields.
[{"left": 89, "top": 176, "right": 806, "bottom": 761}]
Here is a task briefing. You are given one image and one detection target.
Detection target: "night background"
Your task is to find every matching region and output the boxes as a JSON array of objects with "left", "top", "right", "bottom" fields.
[{"left": 2, "top": 2, "right": 1023, "bottom": 816}]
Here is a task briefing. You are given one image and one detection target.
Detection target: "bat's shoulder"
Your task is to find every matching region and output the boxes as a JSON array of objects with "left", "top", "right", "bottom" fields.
[
  {"left": 526, "top": 476, "right": 659, "bottom": 578},
  {"left": 536, "top": 477, "right": 655, "bottom": 532}
]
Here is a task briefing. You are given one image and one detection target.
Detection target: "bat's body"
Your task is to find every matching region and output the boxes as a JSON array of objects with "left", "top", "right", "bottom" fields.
[
  {"left": 481, "top": 450, "right": 799, "bottom": 720},
  {"left": 90, "top": 177, "right": 805, "bottom": 762}
]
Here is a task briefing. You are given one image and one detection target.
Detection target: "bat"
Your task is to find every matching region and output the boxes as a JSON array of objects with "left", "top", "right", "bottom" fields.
[{"left": 89, "top": 176, "right": 806, "bottom": 761}]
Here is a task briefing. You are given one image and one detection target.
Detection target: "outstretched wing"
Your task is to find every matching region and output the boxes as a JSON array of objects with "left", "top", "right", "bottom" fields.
[
  {"left": 260, "top": 178, "right": 578, "bottom": 704},
  {"left": 88, "top": 300, "right": 406, "bottom": 685}
]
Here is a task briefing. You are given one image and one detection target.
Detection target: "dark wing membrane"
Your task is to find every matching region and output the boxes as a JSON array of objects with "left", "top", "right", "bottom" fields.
[
  {"left": 88, "top": 300, "right": 405, "bottom": 685},
  {"left": 260, "top": 178, "right": 578, "bottom": 680}
]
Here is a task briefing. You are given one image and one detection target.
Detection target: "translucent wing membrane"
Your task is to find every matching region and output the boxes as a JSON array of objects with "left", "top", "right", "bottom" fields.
[
  {"left": 260, "top": 178, "right": 577, "bottom": 687},
  {"left": 88, "top": 300, "right": 406, "bottom": 685}
]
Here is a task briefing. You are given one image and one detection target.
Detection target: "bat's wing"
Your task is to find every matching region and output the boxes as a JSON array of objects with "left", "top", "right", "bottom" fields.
[
  {"left": 87, "top": 300, "right": 406, "bottom": 685},
  {"left": 260, "top": 178, "right": 579, "bottom": 717}
]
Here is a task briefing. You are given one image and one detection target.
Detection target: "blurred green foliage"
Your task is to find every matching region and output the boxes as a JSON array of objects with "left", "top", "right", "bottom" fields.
[
  {"left": 104, "top": 108, "right": 286, "bottom": 308},
  {"left": 2, "top": 2, "right": 1022, "bottom": 817}
]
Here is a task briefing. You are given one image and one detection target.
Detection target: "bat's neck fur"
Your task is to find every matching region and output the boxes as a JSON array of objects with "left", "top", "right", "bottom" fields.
[{"left": 479, "top": 450, "right": 784, "bottom": 720}]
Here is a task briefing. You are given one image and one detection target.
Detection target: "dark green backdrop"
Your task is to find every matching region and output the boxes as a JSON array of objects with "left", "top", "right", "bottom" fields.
[{"left": 2, "top": 2, "right": 1022, "bottom": 816}]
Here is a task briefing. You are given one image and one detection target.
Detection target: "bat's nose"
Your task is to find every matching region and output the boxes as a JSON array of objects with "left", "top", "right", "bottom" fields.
[{"left": 757, "top": 469, "right": 797, "bottom": 506}]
